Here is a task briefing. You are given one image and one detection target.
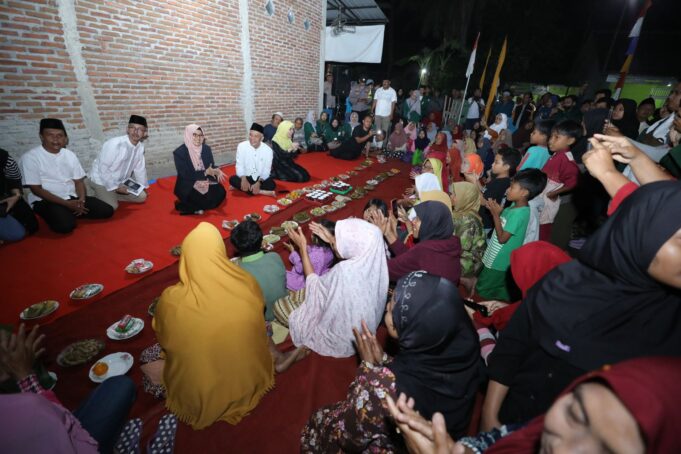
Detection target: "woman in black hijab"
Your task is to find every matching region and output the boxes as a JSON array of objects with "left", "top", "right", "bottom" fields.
[
  {"left": 482, "top": 180, "right": 681, "bottom": 430},
  {"left": 301, "top": 271, "right": 481, "bottom": 452},
  {"left": 610, "top": 98, "right": 640, "bottom": 139}
]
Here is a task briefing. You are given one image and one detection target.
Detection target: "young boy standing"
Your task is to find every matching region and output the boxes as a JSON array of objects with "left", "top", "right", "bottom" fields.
[
  {"left": 518, "top": 119, "right": 555, "bottom": 170},
  {"left": 470, "top": 148, "right": 521, "bottom": 236},
  {"left": 475, "top": 170, "right": 545, "bottom": 301},
  {"left": 539, "top": 120, "right": 583, "bottom": 246}
]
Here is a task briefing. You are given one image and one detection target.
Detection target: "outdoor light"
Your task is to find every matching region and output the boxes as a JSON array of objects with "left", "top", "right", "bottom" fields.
[
  {"left": 421, "top": 68, "right": 427, "bottom": 75},
  {"left": 668, "top": 83, "right": 673, "bottom": 87}
]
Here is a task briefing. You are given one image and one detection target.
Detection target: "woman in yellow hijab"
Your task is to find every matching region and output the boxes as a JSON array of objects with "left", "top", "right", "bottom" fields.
[
  {"left": 425, "top": 157, "right": 443, "bottom": 191},
  {"left": 271, "top": 120, "right": 310, "bottom": 182},
  {"left": 150, "top": 222, "right": 275, "bottom": 429}
]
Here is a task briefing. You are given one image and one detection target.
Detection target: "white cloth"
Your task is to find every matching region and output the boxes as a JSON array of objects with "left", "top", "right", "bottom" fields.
[
  {"left": 21, "top": 146, "right": 86, "bottom": 205},
  {"left": 373, "top": 87, "right": 397, "bottom": 117},
  {"left": 539, "top": 179, "right": 564, "bottom": 225},
  {"left": 644, "top": 114, "right": 674, "bottom": 142},
  {"left": 415, "top": 173, "right": 442, "bottom": 193},
  {"left": 483, "top": 113, "right": 508, "bottom": 140},
  {"left": 325, "top": 25, "right": 385, "bottom": 64},
  {"left": 235, "top": 140, "right": 273, "bottom": 181},
  {"left": 289, "top": 219, "right": 389, "bottom": 357},
  {"left": 466, "top": 97, "right": 485, "bottom": 119},
  {"left": 89, "top": 135, "right": 147, "bottom": 191},
  {"left": 638, "top": 121, "right": 650, "bottom": 134}
]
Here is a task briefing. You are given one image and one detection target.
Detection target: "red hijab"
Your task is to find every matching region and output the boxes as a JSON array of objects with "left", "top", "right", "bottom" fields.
[
  {"left": 428, "top": 132, "right": 449, "bottom": 189},
  {"left": 488, "top": 357, "right": 681, "bottom": 453},
  {"left": 473, "top": 241, "right": 570, "bottom": 330}
]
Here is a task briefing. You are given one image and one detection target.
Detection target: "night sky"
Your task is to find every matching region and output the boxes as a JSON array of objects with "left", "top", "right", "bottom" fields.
[{"left": 356, "top": 0, "right": 681, "bottom": 89}]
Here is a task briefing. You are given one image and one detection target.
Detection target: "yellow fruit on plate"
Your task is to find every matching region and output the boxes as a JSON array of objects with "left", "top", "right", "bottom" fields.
[{"left": 93, "top": 362, "right": 108, "bottom": 376}]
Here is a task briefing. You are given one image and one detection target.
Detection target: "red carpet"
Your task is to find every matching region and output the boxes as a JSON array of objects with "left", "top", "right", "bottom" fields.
[
  {"left": 5, "top": 155, "right": 422, "bottom": 453},
  {"left": 0, "top": 153, "right": 398, "bottom": 324}
]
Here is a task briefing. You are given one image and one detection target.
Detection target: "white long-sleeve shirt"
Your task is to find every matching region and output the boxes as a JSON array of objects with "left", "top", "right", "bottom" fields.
[
  {"left": 235, "top": 140, "right": 272, "bottom": 181},
  {"left": 89, "top": 135, "right": 147, "bottom": 191}
]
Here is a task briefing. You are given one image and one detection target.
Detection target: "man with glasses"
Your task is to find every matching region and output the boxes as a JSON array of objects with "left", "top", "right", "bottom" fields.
[{"left": 88, "top": 115, "right": 149, "bottom": 210}]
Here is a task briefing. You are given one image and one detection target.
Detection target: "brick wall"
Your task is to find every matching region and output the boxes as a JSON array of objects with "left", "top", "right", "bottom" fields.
[{"left": 0, "top": 0, "right": 323, "bottom": 176}]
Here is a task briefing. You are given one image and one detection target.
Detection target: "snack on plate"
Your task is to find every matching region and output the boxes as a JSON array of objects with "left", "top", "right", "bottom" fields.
[
  {"left": 244, "top": 212, "right": 262, "bottom": 222},
  {"left": 366, "top": 179, "right": 379, "bottom": 185},
  {"left": 148, "top": 297, "right": 160, "bottom": 317},
  {"left": 115, "top": 314, "right": 134, "bottom": 333},
  {"left": 263, "top": 234, "right": 281, "bottom": 244},
  {"left": 350, "top": 191, "right": 364, "bottom": 200},
  {"left": 70, "top": 284, "right": 104, "bottom": 300},
  {"left": 20, "top": 300, "right": 59, "bottom": 320},
  {"left": 57, "top": 339, "right": 105, "bottom": 367},
  {"left": 269, "top": 226, "right": 286, "bottom": 236},
  {"left": 293, "top": 212, "right": 311, "bottom": 223},
  {"left": 390, "top": 168, "right": 401, "bottom": 174},
  {"left": 261, "top": 240, "right": 274, "bottom": 252},
  {"left": 335, "top": 195, "right": 351, "bottom": 203},
  {"left": 322, "top": 205, "right": 336, "bottom": 213},
  {"left": 331, "top": 200, "right": 346, "bottom": 209},
  {"left": 354, "top": 166, "right": 364, "bottom": 171},
  {"left": 364, "top": 185, "right": 376, "bottom": 191},
  {"left": 263, "top": 204, "right": 279, "bottom": 214},
  {"left": 125, "top": 259, "right": 153, "bottom": 274},
  {"left": 281, "top": 220, "right": 299, "bottom": 231},
  {"left": 331, "top": 176, "right": 340, "bottom": 182},
  {"left": 310, "top": 207, "right": 326, "bottom": 217},
  {"left": 170, "top": 245, "right": 182, "bottom": 256},
  {"left": 222, "top": 220, "right": 239, "bottom": 230},
  {"left": 348, "top": 170, "right": 359, "bottom": 176},
  {"left": 92, "top": 362, "right": 109, "bottom": 377},
  {"left": 338, "top": 173, "right": 350, "bottom": 180},
  {"left": 277, "top": 198, "right": 293, "bottom": 206},
  {"left": 288, "top": 190, "right": 304, "bottom": 200}
]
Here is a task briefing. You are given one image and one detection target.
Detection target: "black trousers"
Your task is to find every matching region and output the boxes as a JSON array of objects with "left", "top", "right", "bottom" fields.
[
  {"left": 33, "top": 196, "right": 114, "bottom": 234},
  {"left": 228, "top": 175, "right": 276, "bottom": 193},
  {"left": 176, "top": 184, "right": 227, "bottom": 213}
]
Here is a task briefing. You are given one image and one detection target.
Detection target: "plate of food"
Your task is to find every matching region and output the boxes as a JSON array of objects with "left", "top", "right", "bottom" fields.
[
  {"left": 222, "top": 220, "right": 239, "bottom": 230},
  {"left": 261, "top": 240, "right": 274, "bottom": 252},
  {"left": 366, "top": 179, "right": 379, "bottom": 185},
  {"left": 244, "top": 212, "right": 262, "bottom": 222},
  {"left": 364, "top": 185, "right": 376, "bottom": 191},
  {"left": 106, "top": 315, "right": 144, "bottom": 340},
  {"left": 70, "top": 284, "right": 104, "bottom": 300},
  {"left": 331, "top": 200, "right": 346, "bottom": 209},
  {"left": 322, "top": 205, "right": 336, "bottom": 213},
  {"left": 148, "top": 296, "right": 159, "bottom": 317},
  {"left": 57, "top": 338, "right": 105, "bottom": 367},
  {"left": 263, "top": 204, "right": 280, "bottom": 214},
  {"left": 263, "top": 234, "right": 281, "bottom": 244},
  {"left": 288, "top": 190, "right": 304, "bottom": 200},
  {"left": 335, "top": 195, "right": 351, "bottom": 203},
  {"left": 277, "top": 197, "right": 293, "bottom": 206},
  {"left": 350, "top": 191, "right": 364, "bottom": 200},
  {"left": 309, "top": 207, "right": 326, "bottom": 217},
  {"left": 293, "top": 212, "right": 311, "bottom": 224},
  {"left": 169, "top": 245, "right": 182, "bottom": 257},
  {"left": 20, "top": 300, "right": 59, "bottom": 320},
  {"left": 281, "top": 220, "right": 299, "bottom": 231},
  {"left": 89, "top": 352, "right": 134, "bottom": 383},
  {"left": 331, "top": 176, "right": 340, "bottom": 182},
  {"left": 125, "top": 259, "right": 153, "bottom": 274},
  {"left": 354, "top": 166, "right": 364, "bottom": 171},
  {"left": 390, "top": 168, "right": 401, "bottom": 175},
  {"left": 348, "top": 170, "right": 359, "bottom": 176},
  {"left": 269, "top": 226, "right": 286, "bottom": 236},
  {"left": 338, "top": 173, "right": 350, "bottom": 180}
]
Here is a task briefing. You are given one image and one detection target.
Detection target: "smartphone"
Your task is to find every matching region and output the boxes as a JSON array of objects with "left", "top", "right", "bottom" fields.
[
  {"left": 390, "top": 198, "right": 399, "bottom": 217},
  {"left": 464, "top": 298, "right": 489, "bottom": 317},
  {"left": 603, "top": 106, "right": 614, "bottom": 133}
]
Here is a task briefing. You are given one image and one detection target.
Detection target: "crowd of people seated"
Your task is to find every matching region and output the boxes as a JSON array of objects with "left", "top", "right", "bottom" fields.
[{"left": 1, "top": 76, "right": 680, "bottom": 454}]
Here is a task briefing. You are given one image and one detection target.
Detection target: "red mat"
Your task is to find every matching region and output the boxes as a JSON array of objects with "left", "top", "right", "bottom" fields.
[
  {"left": 0, "top": 153, "right": 393, "bottom": 324},
  {"left": 28, "top": 157, "right": 415, "bottom": 453}
]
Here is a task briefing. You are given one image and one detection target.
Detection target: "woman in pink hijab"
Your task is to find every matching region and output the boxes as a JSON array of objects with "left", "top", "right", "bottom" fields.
[{"left": 172, "top": 124, "right": 226, "bottom": 215}]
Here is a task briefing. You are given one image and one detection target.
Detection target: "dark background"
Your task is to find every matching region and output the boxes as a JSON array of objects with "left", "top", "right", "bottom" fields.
[{"left": 334, "top": 0, "right": 680, "bottom": 91}]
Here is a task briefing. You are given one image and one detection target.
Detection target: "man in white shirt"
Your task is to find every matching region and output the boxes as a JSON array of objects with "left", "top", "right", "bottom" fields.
[
  {"left": 229, "top": 123, "right": 276, "bottom": 196},
  {"left": 465, "top": 88, "right": 485, "bottom": 130},
  {"left": 371, "top": 79, "right": 397, "bottom": 142},
  {"left": 640, "top": 82, "right": 680, "bottom": 145},
  {"left": 21, "top": 118, "right": 114, "bottom": 233},
  {"left": 88, "top": 115, "right": 149, "bottom": 210}
]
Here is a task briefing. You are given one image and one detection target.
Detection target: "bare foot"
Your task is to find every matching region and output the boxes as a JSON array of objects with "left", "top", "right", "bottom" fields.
[
  {"left": 274, "top": 346, "right": 310, "bottom": 373},
  {"left": 260, "top": 190, "right": 277, "bottom": 198}
]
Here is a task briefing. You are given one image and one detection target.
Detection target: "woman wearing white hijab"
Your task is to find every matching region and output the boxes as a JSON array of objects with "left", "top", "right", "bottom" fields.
[
  {"left": 286, "top": 219, "right": 389, "bottom": 358},
  {"left": 482, "top": 113, "right": 508, "bottom": 141}
]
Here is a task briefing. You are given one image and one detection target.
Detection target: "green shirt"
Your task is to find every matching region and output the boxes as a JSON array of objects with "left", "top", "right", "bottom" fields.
[
  {"left": 482, "top": 205, "right": 530, "bottom": 271},
  {"left": 238, "top": 252, "right": 287, "bottom": 321}
]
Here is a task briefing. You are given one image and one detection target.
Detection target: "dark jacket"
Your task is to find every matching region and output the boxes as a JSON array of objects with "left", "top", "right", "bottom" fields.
[
  {"left": 173, "top": 144, "right": 216, "bottom": 201},
  {"left": 388, "top": 236, "right": 462, "bottom": 284}
]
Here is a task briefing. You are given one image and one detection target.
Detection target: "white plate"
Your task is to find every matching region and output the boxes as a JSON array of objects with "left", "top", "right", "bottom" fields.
[
  {"left": 89, "top": 352, "right": 134, "bottom": 383},
  {"left": 125, "top": 259, "right": 153, "bottom": 274},
  {"left": 106, "top": 317, "right": 144, "bottom": 340},
  {"left": 20, "top": 300, "right": 59, "bottom": 320},
  {"left": 70, "top": 284, "right": 104, "bottom": 300}
]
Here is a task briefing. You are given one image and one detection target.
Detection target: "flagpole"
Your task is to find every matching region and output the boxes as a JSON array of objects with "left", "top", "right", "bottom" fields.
[{"left": 458, "top": 75, "right": 472, "bottom": 125}]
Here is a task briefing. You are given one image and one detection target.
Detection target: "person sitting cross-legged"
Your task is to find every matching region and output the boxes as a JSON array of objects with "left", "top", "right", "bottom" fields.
[
  {"left": 21, "top": 118, "right": 114, "bottom": 234},
  {"left": 229, "top": 123, "right": 277, "bottom": 196}
]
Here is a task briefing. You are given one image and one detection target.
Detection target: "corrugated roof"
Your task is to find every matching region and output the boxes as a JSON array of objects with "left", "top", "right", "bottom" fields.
[{"left": 327, "top": 0, "right": 387, "bottom": 25}]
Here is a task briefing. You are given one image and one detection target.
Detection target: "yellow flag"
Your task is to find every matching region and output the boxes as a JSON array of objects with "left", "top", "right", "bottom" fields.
[
  {"left": 478, "top": 48, "right": 492, "bottom": 91},
  {"left": 483, "top": 37, "right": 507, "bottom": 123}
]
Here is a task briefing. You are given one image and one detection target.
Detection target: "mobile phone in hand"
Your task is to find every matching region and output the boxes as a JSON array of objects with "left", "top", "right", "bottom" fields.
[
  {"left": 464, "top": 298, "right": 489, "bottom": 317},
  {"left": 390, "top": 198, "right": 399, "bottom": 217}
]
